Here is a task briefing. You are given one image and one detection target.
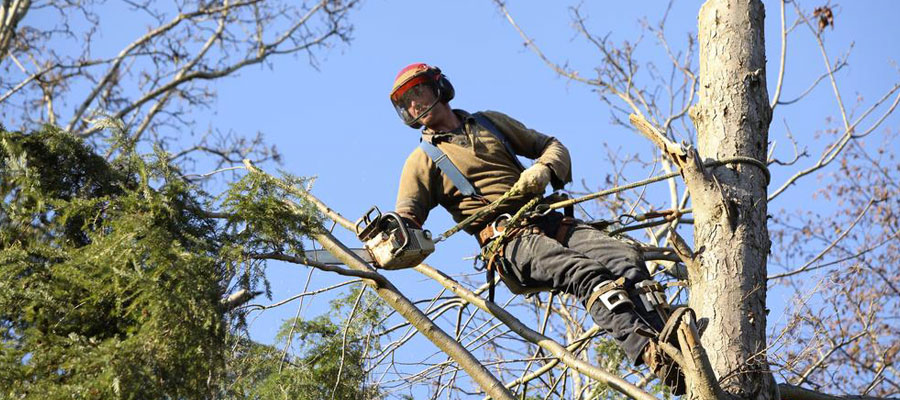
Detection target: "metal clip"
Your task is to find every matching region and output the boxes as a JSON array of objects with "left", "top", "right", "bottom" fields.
[
  {"left": 490, "top": 213, "right": 512, "bottom": 239},
  {"left": 617, "top": 214, "right": 637, "bottom": 225},
  {"left": 635, "top": 280, "right": 670, "bottom": 318},
  {"left": 473, "top": 253, "right": 486, "bottom": 271},
  {"left": 531, "top": 203, "right": 554, "bottom": 217},
  {"left": 586, "top": 278, "right": 633, "bottom": 312}
]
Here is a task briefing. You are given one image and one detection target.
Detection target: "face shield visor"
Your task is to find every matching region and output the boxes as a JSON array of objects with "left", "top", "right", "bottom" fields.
[{"left": 390, "top": 77, "right": 441, "bottom": 128}]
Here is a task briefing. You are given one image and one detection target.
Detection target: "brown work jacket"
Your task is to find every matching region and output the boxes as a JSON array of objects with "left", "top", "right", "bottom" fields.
[{"left": 395, "top": 109, "right": 572, "bottom": 235}]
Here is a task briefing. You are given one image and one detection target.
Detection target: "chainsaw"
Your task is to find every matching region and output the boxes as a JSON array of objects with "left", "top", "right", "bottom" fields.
[
  {"left": 305, "top": 206, "right": 435, "bottom": 269},
  {"left": 351, "top": 206, "right": 434, "bottom": 269}
]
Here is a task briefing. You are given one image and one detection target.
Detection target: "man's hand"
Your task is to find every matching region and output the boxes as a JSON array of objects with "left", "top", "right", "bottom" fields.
[{"left": 512, "top": 163, "right": 551, "bottom": 195}]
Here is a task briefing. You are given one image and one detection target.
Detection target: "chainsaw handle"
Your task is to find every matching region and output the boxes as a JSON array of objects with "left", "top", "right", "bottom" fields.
[
  {"left": 355, "top": 206, "right": 383, "bottom": 239},
  {"left": 380, "top": 212, "right": 410, "bottom": 256}
]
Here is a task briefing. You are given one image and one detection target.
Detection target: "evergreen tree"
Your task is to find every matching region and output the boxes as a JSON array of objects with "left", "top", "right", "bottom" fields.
[
  {"left": 0, "top": 125, "right": 383, "bottom": 398},
  {"left": 0, "top": 125, "right": 227, "bottom": 397},
  {"left": 224, "top": 287, "right": 386, "bottom": 399}
]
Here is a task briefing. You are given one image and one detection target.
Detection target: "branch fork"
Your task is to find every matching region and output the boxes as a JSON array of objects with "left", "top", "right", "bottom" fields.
[{"left": 658, "top": 309, "right": 731, "bottom": 400}]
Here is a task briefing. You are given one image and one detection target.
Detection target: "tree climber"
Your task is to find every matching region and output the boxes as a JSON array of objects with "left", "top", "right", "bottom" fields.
[{"left": 388, "top": 62, "right": 692, "bottom": 395}]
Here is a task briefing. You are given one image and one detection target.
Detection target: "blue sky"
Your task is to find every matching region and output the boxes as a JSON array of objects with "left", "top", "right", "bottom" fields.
[
  {"left": 203, "top": 1, "right": 900, "bottom": 395},
  {"left": 24, "top": 0, "right": 900, "bottom": 396},
  {"left": 201, "top": 0, "right": 900, "bottom": 394}
]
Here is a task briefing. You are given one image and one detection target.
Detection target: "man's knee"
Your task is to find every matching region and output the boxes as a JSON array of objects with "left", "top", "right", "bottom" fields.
[{"left": 569, "top": 225, "right": 645, "bottom": 266}]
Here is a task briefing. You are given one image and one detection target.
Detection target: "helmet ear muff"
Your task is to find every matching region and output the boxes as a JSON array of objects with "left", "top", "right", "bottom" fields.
[
  {"left": 436, "top": 72, "right": 454, "bottom": 103},
  {"left": 427, "top": 66, "right": 454, "bottom": 103}
]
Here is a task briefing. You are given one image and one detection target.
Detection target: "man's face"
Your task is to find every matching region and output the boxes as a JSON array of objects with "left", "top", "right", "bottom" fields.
[{"left": 403, "top": 84, "right": 439, "bottom": 121}]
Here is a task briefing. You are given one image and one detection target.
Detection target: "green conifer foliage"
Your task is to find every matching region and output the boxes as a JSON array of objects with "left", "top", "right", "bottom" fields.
[
  {"left": 224, "top": 286, "right": 386, "bottom": 399},
  {"left": 0, "top": 125, "right": 386, "bottom": 399},
  {"left": 0, "top": 126, "right": 228, "bottom": 398}
]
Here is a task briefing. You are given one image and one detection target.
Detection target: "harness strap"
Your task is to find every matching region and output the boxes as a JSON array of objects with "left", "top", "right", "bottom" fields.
[
  {"left": 418, "top": 112, "right": 524, "bottom": 199},
  {"left": 481, "top": 224, "right": 535, "bottom": 302},
  {"left": 419, "top": 140, "right": 478, "bottom": 197},
  {"left": 485, "top": 251, "right": 502, "bottom": 303},
  {"left": 585, "top": 277, "right": 630, "bottom": 313},
  {"left": 471, "top": 112, "right": 525, "bottom": 171}
]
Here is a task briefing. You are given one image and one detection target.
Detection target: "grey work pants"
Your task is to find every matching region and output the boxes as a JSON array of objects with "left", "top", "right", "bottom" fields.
[{"left": 500, "top": 219, "right": 665, "bottom": 364}]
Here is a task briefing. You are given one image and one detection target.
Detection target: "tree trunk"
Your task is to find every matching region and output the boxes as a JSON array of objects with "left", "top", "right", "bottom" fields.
[{"left": 688, "top": 0, "right": 773, "bottom": 398}]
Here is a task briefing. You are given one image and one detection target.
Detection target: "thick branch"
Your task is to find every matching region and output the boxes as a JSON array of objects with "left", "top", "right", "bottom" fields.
[
  {"left": 220, "top": 288, "right": 262, "bottom": 311},
  {"left": 416, "top": 264, "right": 658, "bottom": 400},
  {"left": 0, "top": 0, "right": 31, "bottom": 61},
  {"left": 778, "top": 384, "right": 899, "bottom": 400}
]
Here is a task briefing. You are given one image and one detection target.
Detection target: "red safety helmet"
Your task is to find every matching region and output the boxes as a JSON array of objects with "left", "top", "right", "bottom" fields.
[{"left": 389, "top": 63, "right": 455, "bottom": 128}]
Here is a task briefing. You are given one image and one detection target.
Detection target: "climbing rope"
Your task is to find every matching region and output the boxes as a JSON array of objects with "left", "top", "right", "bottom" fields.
[
  {"left": 541, "top": 156, "right": 768, "bottom": 213},
  {"left": 485, "top": 195, "right": 543, "bottom": 255},
  {"left": 435, "top": 156, "right": 769, "bottom": 243}
]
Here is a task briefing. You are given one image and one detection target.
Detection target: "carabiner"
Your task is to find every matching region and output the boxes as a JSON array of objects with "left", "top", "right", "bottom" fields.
[
  {"left": 490, "top": 213, "right": 512, "bottom": 239},
  {"left": 617, "top": 214, "right": 637, "bottom": 225},
  {"left": 531, "top": 203, "right": 554, "bottom": 217}
]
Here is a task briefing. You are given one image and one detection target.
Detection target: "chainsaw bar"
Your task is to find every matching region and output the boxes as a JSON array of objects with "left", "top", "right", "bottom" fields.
[{"left": 302, "top": 249, "right": 373, "bottom": 265}]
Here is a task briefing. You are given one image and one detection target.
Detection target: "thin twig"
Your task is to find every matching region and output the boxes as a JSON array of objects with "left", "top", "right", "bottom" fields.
[{"left": 331, "top": 284, "right": 366, "bottom": 400}]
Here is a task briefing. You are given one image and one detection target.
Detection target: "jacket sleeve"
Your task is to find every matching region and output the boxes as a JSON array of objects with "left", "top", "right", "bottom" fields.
[
  {"left": 395, "top": 147, "right": 441, "bottom": 226},
  {"left": 480, "top": 110, "right": 572, "bottom": 190}
]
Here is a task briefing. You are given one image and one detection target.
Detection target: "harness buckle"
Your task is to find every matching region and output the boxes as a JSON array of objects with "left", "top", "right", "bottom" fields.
[
  {"left": 635, "top": 280, "right": 671, "bottom": 320},
  {"left": 585, "top": 278, "right": 633, "bottom": 312}
]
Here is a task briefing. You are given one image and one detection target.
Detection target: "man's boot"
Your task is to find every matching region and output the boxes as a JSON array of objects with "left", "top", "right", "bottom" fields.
[{"left": 641, "top": 306, "right": 695, "bottom": 396}]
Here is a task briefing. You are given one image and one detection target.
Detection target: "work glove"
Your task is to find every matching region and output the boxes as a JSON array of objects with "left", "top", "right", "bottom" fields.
[{"left": 512, "top": 163, "right": 551, "bottom": 195}]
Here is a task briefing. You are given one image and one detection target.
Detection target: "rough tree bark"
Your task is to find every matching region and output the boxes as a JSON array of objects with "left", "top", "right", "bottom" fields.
[{"left": 687, "top": 0, "right": 773, "bottom": 398}]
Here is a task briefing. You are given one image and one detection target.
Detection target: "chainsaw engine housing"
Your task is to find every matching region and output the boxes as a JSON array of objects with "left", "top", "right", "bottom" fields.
[{"left": 356, "top": 207, "right": 434, "bottom": 270}]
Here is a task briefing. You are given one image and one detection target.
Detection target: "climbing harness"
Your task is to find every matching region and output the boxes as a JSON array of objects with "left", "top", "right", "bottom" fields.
[{"left": 418, "top": 112, "right": 525, "bottom": 199}]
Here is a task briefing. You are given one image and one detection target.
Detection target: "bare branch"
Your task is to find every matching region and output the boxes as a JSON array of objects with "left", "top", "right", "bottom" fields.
[
  {"left": 331, "top": 284, "right": 366, "bottom": 399},
  {"left": 770, "top": 0, "right": 788, "bottom": 110},
  {"left": 0, "top": 0, "right": 32, "bottom": 60},
  {"left": 243, "top": 160, "right": 516, "bottom": 400},
  {"left": 415, "top": 264, "right": 658, "bottom": 400},
  {"left": 66, "top": 0, "right": 265, "bottom": 132},
  {"left": 768, "top": 196, "right": 879, "bottom": 280},
  {"left": 778, "top": 384, "right": 899, "bottom": 400},
  {"left": 769, "top": 84, "right": 900, "bottom": 201}
]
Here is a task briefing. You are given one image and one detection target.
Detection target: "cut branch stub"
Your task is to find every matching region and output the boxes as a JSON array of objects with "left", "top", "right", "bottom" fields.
[
  {"left": 629, "top": 113, "right": 710, "bottom": 188},
  {"left": 629, "top": 113, "right": 687, "bottom": 163},
  {"left": 667, "top": 228, "right": 701, "bottom": 278}
]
